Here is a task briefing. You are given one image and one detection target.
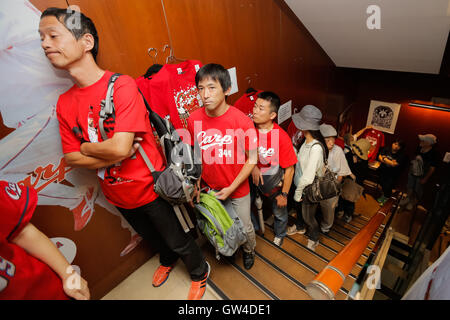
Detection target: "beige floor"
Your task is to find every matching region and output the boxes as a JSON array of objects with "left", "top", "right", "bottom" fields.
[{"left": 101, "top": 253, "right": 222, "bottom": 300}]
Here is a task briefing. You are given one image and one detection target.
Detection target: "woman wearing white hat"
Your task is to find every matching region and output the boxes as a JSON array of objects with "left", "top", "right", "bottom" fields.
[
  {"left": 287, "top": 105, "right": 328, "bottom": 251},
  {"left": 319, "top": 124, "right": 353, "bottom": 233}
]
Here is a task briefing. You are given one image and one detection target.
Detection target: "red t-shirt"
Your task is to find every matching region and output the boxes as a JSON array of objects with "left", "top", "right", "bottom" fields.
[
  {"left": 188, "top": 106, "right": 258, "bottom": 198},
  {"left": 257, "top": 123, "right": 298, "bottom": 174},
  {"left": 0, "top": 181, "right": 69, "bottom": 300},
  {"left": 287, "top": 120, "right": 298, "bottom": 138},
  {"left": 361, "top": 128, "right": 385, "bottom": 162},
  {"left": 234, "top": 90, "right": 262, "bottom": 119},
  {"left": 56, "top": 71, "right": 166, "bottom": 209},
  {"left": 286, "top": 120, "right": 304, "bottom": 148},
  {"left": 335, "top": 137, "right": 345, "bottom": 150},
  {"left": 138, "top": 60, "right": 203, "bottom": 130}
]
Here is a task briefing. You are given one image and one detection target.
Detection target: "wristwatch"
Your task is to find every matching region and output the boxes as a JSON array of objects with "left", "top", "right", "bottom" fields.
[{"left": 281, "top": 192, "right": 288, "bottom": 198}]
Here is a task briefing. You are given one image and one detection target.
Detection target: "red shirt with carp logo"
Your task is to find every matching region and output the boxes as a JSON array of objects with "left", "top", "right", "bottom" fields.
[
  {"left": 56, "top": 71, "right": 166, "bottom": 209},
  {"left": 0, "top": 181, "right": 69, "bottom": 300},
  {"left": 360, "top": 128, "right": 385, "bottom": 162},
  {"left": 140, "top": 60, "right": 203, "bottom": 130},
  {"left": 256, "top": 123, "right": 298, "bottom": 174},
  {"left": 188, "top": 106, "right": 258, "bottom": 199}
]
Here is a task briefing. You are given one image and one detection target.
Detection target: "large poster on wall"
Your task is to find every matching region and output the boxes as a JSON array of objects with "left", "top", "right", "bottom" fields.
[
  {"left": 0, "top": 0, "right": 140, "bottom": 258},
  {"left": 366, "top": 100, "right": 401, "bottom": 134}
]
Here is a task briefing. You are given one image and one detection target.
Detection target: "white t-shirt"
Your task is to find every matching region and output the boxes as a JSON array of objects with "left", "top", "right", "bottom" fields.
[{"left": 327, "top": 145, "right": 352, "bottom": 178}]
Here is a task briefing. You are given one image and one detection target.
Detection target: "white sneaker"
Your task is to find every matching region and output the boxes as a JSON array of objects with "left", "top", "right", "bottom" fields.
[
  {"left": 273, "top": 236, "right": 283, "bottom": 247},
  {"left": 287, "top": 225, "right": 306, "bottom": 235},
  {"left": 320, "top": 227, "right": 330, "bottom": 234},
  {"left": 307, "top": 239, "right": 319, "bottom": 251}
]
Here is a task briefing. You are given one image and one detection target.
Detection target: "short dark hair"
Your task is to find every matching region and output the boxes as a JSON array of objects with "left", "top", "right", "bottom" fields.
[
  {"left": 195, "top": 63, "right": 231, "bottom": 92},
  {"left": 41, "top": 7, "right": 99, "bottom": 61},
  {"left": 393, "top": 138, "right": 406, "bottom": 150},
  {"left": 257, "top": 91, "right": 280, "bottom": 114}
]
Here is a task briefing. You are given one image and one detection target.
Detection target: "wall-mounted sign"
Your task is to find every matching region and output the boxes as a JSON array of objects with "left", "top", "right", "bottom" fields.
[
  {"left": 227, "top": 67, "right": 239, "bottom": 96},
  {"left": 278, "top": 100, "right": 292, "bottom": 125},
  {"left": 366, "top": 100, "right": 401, "bottom": 134}
]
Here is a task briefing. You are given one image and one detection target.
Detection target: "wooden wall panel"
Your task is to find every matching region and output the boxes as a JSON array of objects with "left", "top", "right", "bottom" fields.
[
  {"left": 162, "top": 0, "right": 335, "bottom": 120},
  {"left": 30, "top": 0, "right": 67, "bottom": 11},
  {"left": 67, "top": 0, "right": 171, "bottom": 78}
]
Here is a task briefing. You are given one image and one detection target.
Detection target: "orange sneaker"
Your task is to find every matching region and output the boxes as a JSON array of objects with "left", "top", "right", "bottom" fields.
[
  {"left": 152, "top": 265, "right": 173, "bottom": 287},
  {"left": 187, "top": 261, "right": 210, "bottom": 300}
]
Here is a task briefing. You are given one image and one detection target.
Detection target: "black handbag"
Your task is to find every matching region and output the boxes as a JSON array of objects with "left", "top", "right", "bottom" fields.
[
  {"left": 257, "top": 166, "right": 284, "bottom": 198},
  {"left": 304, "top": 143, "right": 341, "bottom": 203}
]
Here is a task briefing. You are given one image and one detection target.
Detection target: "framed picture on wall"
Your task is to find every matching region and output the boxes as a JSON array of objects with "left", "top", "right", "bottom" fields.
[{"left": 366, "top": 100, "right": 401, "bottom": 134}]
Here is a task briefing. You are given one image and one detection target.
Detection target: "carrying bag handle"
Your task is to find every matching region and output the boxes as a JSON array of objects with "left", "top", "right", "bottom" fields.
[
  {"left": 308, "top": 142, "right": 330, "bottom": 178},
  {"left": 99, "top": 73, "right": 157, "bottom": 174}
]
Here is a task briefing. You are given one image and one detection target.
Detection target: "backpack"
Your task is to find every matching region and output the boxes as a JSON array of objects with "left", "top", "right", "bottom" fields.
[
  {"left": 194, "top": 191, "right": 247, "bottom": 260},
  {"left": 303, "top": 143, "right": 342, "bottom": 203},
  {"left": 340, "top": 177, "right": 364, "bottom": 203},
  {"left": 99, "top": 73, "right": 202, "bottom": 232},
  {"left": 410, "top": 155, "right": 424, "bottom": 177}
]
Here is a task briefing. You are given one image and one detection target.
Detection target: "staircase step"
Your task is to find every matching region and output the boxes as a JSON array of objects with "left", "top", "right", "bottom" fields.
[
  {"left": 265, "top": 224, "right": 364, "bottom": 273},
  {"left": 327, "top": 229, "right": 376, "bottom": 251},
  {"left": 317, "top": 234, "right": 369, "bottom": 266},
  {"left": 347, "top": 217, "right": 367, "bottom": 229},
  {"left": 334, "top": 219, "right": 381, "bottom": 238},
  {"left": 235, "top": 249, "right": 312, "bottom": 300},
  {"left": 260, "top": 229, "right": 355, "bottom": 294},
  {"left": 202, "top": 245, "right": 271, "bottom": 300},
  {"left": 256, "top": 234, "right": 349, "bottom": 300},
  {"left": 255, "top": 236, "right": 316, "bottom": 285}
]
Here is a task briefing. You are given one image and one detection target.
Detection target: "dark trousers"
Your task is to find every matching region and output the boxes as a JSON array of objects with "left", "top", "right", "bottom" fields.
[
  {"left": 289, "top": 183, "right": 305, "bottom": 230},
  {"left": 337, "top": 197, "right": 355, "bottom": 219},
  {"left": 301, "top": 198, "right": 320, "bottom": 242},
  {"left": 379, "top": 169, "right": 396, "bottom": 198},
  {"left": 117, "top": 197, "right": 207, "bottom": 281}
]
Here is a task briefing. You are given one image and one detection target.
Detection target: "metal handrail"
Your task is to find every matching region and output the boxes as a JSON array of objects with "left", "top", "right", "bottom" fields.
[{"left": 305, "top": 192, "right": 401, "bottom": 300}]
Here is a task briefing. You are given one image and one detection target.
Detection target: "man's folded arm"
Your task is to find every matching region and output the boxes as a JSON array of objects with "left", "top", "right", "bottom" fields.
[{"left": 80, "top": 132, "right": 136, "bottom": 161}]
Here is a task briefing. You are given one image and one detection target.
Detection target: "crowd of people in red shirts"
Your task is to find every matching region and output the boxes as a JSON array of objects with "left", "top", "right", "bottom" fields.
[{"left": 1, "top": 7, "right": 441, "bottom": 301}]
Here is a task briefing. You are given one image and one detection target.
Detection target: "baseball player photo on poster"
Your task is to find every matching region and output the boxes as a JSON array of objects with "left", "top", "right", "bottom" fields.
[{"left": 366, "top": 100, "right": 401, "bottom": 134}]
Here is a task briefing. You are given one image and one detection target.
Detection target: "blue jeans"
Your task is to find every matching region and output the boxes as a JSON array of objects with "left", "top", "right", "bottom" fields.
[
  {"left": 250, "top": 182, "right": 288, "bottom": 239},
  {"left": 407, "top": 171, "right": 425, "bottom": 201}
]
